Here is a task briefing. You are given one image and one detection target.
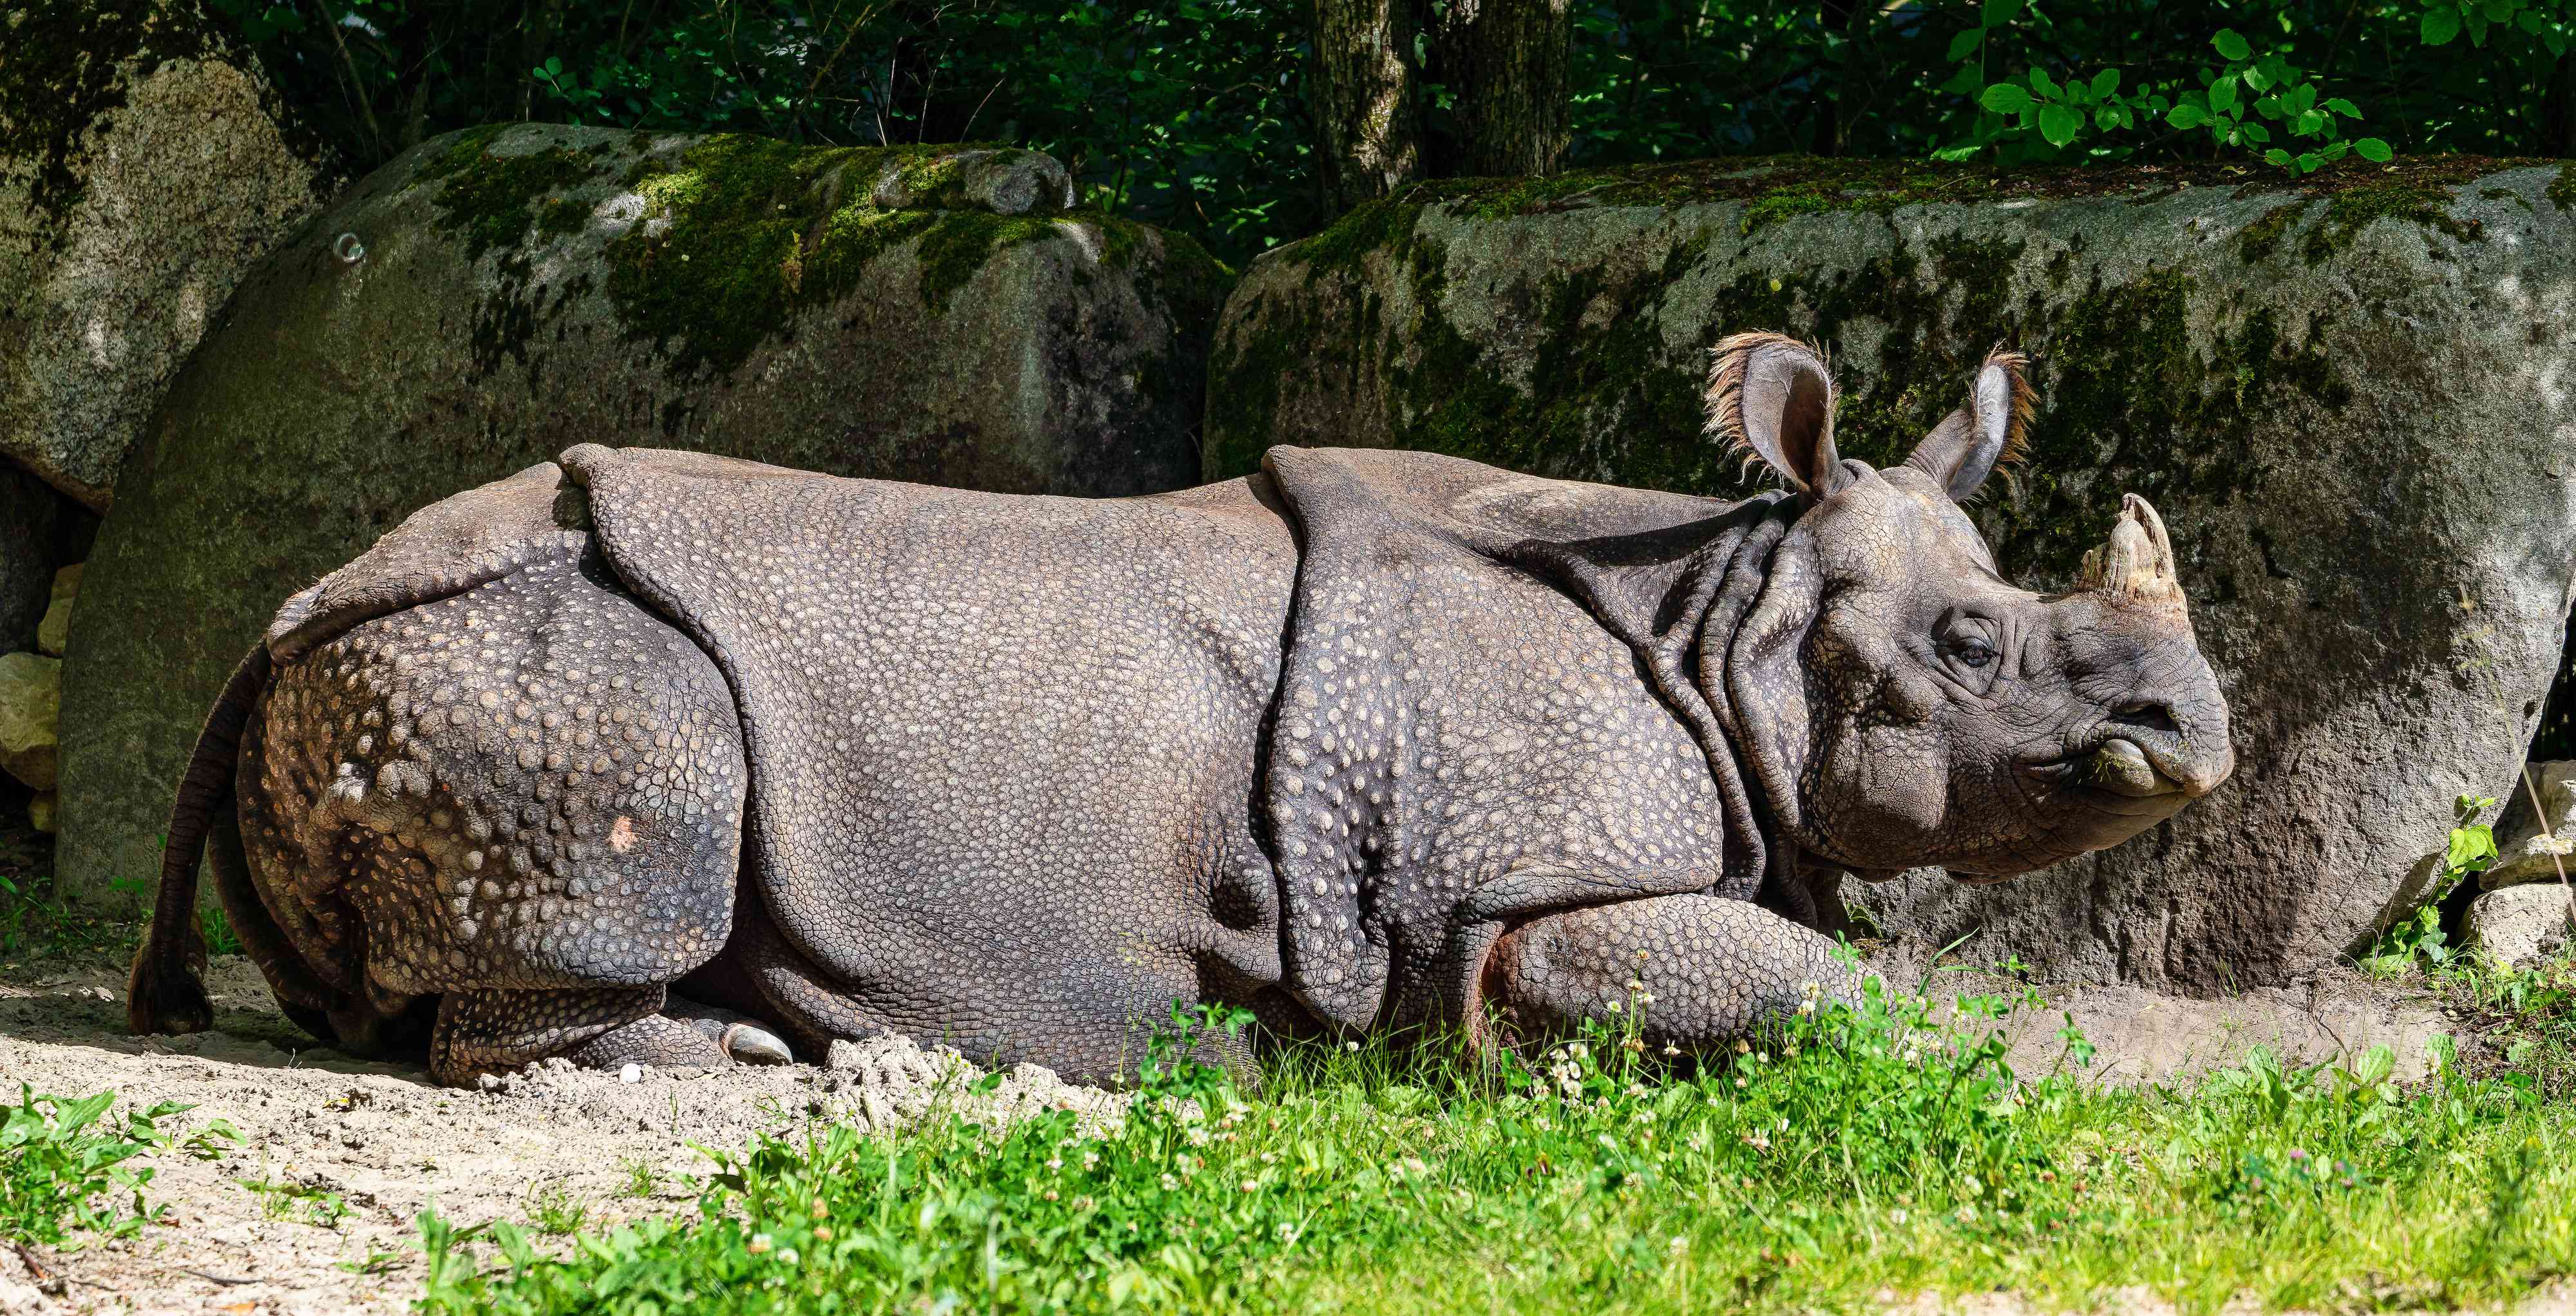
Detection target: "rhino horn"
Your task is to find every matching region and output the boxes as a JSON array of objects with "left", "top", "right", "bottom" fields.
[{"left": 2074, "top": 493, "right": 2184, "bottom": 607}]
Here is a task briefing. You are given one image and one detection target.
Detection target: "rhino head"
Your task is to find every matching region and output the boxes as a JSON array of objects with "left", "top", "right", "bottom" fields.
[{"left": 1705, "top": 333, "right": 2233, "bottom": 881}]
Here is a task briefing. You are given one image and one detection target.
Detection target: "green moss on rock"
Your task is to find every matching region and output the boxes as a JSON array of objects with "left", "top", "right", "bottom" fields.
[
  {"left": 410, "top": 128, "right": 1180, "bottom": 380},
  {"left": 2236, "top": 202, "right": 2309, "bottom": 265},
  {"left": 420, "top": 126, "right": 605, "bottom": 263},
  {"left": 2302, "top": 175, "right": 2483, "bottom": 263}
]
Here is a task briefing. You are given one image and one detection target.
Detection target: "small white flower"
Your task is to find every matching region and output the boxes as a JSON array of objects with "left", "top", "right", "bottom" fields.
[
  {"left": 1045, "top": 1158, "right": 1063, "bottom": 1171},
  {"left": 1343, "top": 1039, "right": 1360, "bottom": 1052},
  {"left": 1240, "top": 1179, "right": 1260, "bottom": 1193},
  {"left": 1669, "top": 1235, "right": 1688, "bottom": 1251}
]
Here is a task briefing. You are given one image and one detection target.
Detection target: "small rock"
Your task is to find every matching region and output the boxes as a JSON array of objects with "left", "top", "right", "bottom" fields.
[
  {"left": 0, "top": 652, "right": 61, "bottom": 790},
  {"left": 2465, "top": 883, "right": 2575, "bottom": 969},
  {"left": 35, "top": 565, "right": 78, "bottom": 658},
  {"left": 2487, "top": 761, "right": 2576, "bottom": 888},
  {"left": 26, "top": 791, "right": 55, "bottom": 834},
  {"left": 618, "top": 1063, "right": 642, "bottom": 1084}
]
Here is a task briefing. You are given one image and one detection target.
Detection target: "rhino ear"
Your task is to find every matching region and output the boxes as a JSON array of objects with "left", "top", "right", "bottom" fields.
[
  {"left": 1707, "top": 332, "right": 1840, "bottom": 495},
  {"left": 1904, "top": 347, "right": 2033, "bottom": 503}
]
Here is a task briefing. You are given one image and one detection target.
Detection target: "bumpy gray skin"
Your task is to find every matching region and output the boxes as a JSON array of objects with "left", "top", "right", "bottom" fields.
[{"left": 132, "top": 338, "right": 2234, "bottom": 1085}]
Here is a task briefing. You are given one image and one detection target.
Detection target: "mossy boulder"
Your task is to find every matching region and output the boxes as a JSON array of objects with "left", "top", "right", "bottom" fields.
[
  {"left": 1208, "top": 155, "right": 2576, "bottom": 993},
  {"left": 0, "top": 0, "right": 336, "bottom": 508},
  {"left": 57, "top": 122, "right": 1229, "bottom": 904}
]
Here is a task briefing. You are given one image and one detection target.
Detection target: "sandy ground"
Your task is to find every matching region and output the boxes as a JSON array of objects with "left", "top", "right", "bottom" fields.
[
  {"left": 0, "top": 953, "right": 2540, "bottom": 1314},
  {"left": 0, "top": 957, "right": 1119, "bottom": 1315}
]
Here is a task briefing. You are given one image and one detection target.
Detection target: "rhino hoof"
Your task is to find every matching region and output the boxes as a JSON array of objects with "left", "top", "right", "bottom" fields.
[{"left": 721, "top": 1022, "right": 793, "bottom": 1065}]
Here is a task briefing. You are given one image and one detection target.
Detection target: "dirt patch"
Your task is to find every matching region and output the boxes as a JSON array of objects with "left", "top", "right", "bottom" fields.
[{"left": 0, "top": 955, "right": 1121, "bottom": 1313}]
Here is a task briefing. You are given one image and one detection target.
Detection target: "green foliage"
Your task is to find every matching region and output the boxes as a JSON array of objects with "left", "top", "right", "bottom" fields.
[
  {"left": 1943, "top": 21, "right": 2389, "bottom": 171},
  {"left": 209, "top": 1, "right": 2576, "bottom": 269},
  {"left": 412, "top": 968, "right": 2576, "bottom": 1313},
  {"left": 0, "top": 1089, "right": 230, "bottom": 1246},
  {"left": 2364, "top": 794, "right": 2500, "bottom": 975}
]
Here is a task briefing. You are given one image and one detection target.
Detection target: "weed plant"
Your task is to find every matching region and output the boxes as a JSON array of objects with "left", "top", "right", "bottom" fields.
[{"left": 0, "top": 1088, "right": 230, "bottom": 1246}]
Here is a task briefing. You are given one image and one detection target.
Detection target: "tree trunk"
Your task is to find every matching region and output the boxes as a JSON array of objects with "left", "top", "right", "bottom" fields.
[
  {"left": 1309, "top": 0, "right": 1424, "bottom": 217},
  {"left": 1425, "top": 0, "right": 1571, "bottom": 178},
  {"left": 1810, "top": 0, "right": 1873, "bottom": 157},
  {"left": 2543, "top": 50, "right": 2576, "bottom": 158}
]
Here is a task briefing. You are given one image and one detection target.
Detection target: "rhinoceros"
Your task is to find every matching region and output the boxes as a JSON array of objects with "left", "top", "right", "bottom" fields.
[{"left": 129, "top": 334, "right": 2231, "bottom": 1086}]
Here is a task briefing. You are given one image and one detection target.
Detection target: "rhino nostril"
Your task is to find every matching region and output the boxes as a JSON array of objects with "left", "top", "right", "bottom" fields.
[{"left": 2108, "top": 702, "right": 2179, "bottom": 736}]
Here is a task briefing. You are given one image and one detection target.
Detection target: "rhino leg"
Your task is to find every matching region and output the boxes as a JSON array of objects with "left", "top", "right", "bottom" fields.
[
  {"left": 236, "top": 542, "right": 771, "bottom": 1086},
  {"left": 1485, "top": 894, "right": 1860, "bottom": 1056}
]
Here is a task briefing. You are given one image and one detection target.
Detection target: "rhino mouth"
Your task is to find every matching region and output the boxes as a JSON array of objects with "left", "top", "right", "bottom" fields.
[
  {"left": 2016, "top": 734, "right": 2206, "bottom": 811},
  {"left": 2083, "top": 737, "right": 2184, "bottom": 798}
]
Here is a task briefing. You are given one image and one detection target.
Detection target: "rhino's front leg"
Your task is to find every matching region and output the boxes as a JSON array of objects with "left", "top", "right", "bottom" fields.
[{"left": 1486, "top": 894, "right": 1861, "bottom": 1056}]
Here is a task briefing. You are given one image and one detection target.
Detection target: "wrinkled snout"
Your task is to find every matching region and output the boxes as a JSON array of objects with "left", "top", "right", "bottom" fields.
[{"left": 2070, "top": 493, "right": 2234, "bottom": 805}]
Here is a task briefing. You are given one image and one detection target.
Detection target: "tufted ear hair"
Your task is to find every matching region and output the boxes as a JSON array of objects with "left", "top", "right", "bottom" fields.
[
  {"left": 1706, "top": 332, "right": 1841, "bottom": 495},
  {"left": 1904, "top": 346, "right": 2033, "bottom": 503}
]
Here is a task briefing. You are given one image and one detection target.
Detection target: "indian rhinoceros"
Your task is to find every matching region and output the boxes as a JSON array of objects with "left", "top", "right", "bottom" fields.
[{"left": 129, "top": 334, "right": 2232, "bottom": 1086}]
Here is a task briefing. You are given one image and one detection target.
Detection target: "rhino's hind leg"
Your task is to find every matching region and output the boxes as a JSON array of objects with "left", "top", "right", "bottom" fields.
[
  {"left": 240, "top": 540, "right": 769, "bottom": 1086},
  {"left": 1486, "top": 894, "right": 1861, "bottom": 1056}
]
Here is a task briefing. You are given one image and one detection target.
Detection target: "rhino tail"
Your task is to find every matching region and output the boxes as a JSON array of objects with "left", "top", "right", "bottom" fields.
[{"left": 129, "top": 644, "right": 272, "bottom": 1036}]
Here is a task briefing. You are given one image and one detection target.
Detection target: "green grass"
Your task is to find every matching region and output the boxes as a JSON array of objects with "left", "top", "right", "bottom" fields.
[
  {"left": 405, "top": 960, "right": 2576, "bottom": 1315},
  {"left": 0, "top": 1087, "right": 231, "bottom": 1246},
  {"left": 0, "top": 821, "right": 237, "bottom": 968}
]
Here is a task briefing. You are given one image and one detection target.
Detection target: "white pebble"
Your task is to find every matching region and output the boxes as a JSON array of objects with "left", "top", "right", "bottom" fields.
[{"left": 620, "top": 1063, "right": 642, "bottom": 1084}]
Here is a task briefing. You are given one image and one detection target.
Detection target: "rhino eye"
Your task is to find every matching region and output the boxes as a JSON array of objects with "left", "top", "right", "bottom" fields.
[{"left": 1937, "top": 613, "right": 2002, "bottom": 678}]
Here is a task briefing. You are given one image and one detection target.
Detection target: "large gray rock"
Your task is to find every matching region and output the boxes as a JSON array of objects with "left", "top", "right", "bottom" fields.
[
  {"left": 1208, "top": 157, "right": 2576, "bottom": 993},
  {"left": 58, "top": 123, "right": 1230, "bottom": 903},
  {"left": 0, "top": 0, "right": 335, "bottom": 508}
]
